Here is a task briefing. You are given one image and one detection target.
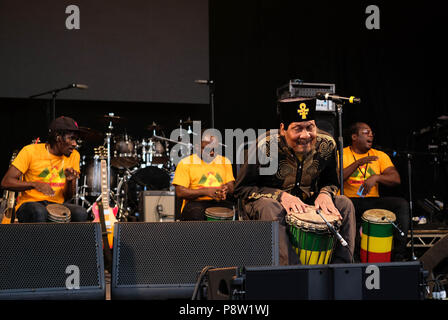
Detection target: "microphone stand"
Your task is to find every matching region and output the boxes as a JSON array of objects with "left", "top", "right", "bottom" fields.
[
  {"left": 336, "top": 103, "right": 345, "bottom": 195},
  {"left": 29, "top": 84, "right": 81, "bottom": 122},
  {"left": 407, "top": 152, "right": 417, "bottom": 261}
]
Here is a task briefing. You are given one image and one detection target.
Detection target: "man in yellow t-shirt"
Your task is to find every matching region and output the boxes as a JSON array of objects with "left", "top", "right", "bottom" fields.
[
  {"left": 1, "top": 116, "right": 88, "bottom": 222},
  {"left": 172, "top": 132, "right": 235, "bottom": 220},
  {"left": 342, "top": 122, "right": 409, "bottom": 261}
]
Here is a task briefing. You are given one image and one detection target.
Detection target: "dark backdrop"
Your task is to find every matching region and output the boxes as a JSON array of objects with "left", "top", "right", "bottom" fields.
[{"left": 1, "top": 0, "right": 448, "bottom": 204}]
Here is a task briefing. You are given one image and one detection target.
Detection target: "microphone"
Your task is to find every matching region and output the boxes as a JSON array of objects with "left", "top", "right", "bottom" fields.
[
  {"left": 316, "top": 92, "right": 361, "bottom": 104},
  {"left": 316, "top": 209, "right": 348, "bottom": 246},
  {"left": 375, "top": 145, "right": 399, "bottom": 158},
  {"left": 71, "top": 83, "right": 88, "bottom": 89},
  {"left": 195, "top": 80, "right": 214, "bottom": 85},
  {"left": 381, "top": 216, "right": 405, "bottom": 237}
]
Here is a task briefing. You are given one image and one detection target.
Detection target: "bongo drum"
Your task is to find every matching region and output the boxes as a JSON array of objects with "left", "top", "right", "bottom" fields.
[
  {"left": 205, "top": 207, "right": 234, "bottom": 221},
  {"left": 46, "top": 204, "right": 71, "bottom": 223},
  {"left": 286, "top": 206, "right": 341, "bottom": 265},
  {"left": 360, "top": 209, "right": 396, "bottom": 263}
]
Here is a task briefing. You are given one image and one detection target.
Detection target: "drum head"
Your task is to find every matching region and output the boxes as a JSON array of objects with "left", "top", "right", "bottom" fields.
[
  {"left": 84, "top": 158, "right": 117, "bottom": 197},
  {"left": 127, "top": 167, "right": 171, "bottom": 207},
  {"left": 287, "top": 206, "right": 341, "bottom": 231},
  {"left": 205, "top": 207, "right": 234, "bottom": 219},
  {"left": 362, "top": 209, "right": 396, "bottom": 223},
  {"left": 47, "top": 204, "right": 71, "bottom": 222}
]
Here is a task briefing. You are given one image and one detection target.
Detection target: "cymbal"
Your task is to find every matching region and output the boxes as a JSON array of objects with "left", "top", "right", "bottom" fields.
[
  {"left": 180, "top": 117, "right": 194, "bottom": 125},
  {"left": 111, "top": 157, "right": 139, "bottom": 169},
  {"left": 78, "top": 127, "right": 103, "bottom": 142},
  {"left": 101, "top": 114, "right": 127, "bottom": 123},
  {"left": 147, "top": 122, "right": 164, "bottom": 131}
]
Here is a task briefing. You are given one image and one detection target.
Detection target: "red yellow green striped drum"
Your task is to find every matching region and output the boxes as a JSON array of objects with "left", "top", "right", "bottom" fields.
[
  {"left": 286, "top": 206, "right": 341, "bottom": 265},
  {"left": 205, "top": 207, "right": 235, "bottom": 221},
  {"left": 360, "top": 209, "right": 396, "bottom": 263}
]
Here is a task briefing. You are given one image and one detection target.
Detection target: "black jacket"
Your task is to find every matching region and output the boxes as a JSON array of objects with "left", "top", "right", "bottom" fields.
[{"left": 235, "top": 129, "right": 339, "bottom": 205}]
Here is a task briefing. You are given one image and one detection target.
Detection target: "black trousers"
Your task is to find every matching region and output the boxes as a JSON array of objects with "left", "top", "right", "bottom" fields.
[
  {"left": 349, "top": 196, "right": 410, "bottom": 260},
  {"left": 181, "top": 200, "right": 234, "bottom": 221}
]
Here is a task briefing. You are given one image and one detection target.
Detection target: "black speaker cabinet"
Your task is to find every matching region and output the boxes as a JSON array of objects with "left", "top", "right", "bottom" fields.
[
  {"left": 240, "top": 265, "right": 331, "bottom": 300},
  {"left": 331, "top": 261, "right": 426, "bottom": 300},
  {"left": 0, "top": 223, "right": 105, "bottom": 300},
  {"left": 111, "top": 221, "right": 279, "bottom": 300},
  {"left": 236, "top": 262, "right": 425, "bottom": 300}
]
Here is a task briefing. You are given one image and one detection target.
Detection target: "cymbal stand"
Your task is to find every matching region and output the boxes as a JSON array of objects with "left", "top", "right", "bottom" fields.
[
  {"left": 406, "top": 152, "right": 417, "bottom": 261},
  {"left": 115, "top": 168, "right": 137, "bottom": 221}
]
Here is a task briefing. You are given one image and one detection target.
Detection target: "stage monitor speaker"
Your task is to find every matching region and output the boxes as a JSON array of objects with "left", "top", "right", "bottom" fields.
[
  {"left": 234, "top": 262, "right": 426, "bottom": 300},
  {"left": 331, "top": 261, "right": 426, "bottom": 300},
  {"left": 111, "top": 221, "right": 279, "bottom": 300},
  {"left": 141, "top": 190, "right": 175, "bottom": 222},
  {"left": 0, "top": 223, "right": 105, "bottom": 300},
  {"left": 236, "top": 265, "right": 331, "bottom": 300}
]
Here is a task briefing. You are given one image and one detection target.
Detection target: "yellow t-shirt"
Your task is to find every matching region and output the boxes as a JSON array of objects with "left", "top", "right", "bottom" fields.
[
  {"left": 12, "top": 143, "right": 80, "bottom": 210},
  {"left": 342, "top": 147, "right": 394, "bottom": 198},
  {"left": 172, "top": 154, "right": 235, "bottom": 201}
]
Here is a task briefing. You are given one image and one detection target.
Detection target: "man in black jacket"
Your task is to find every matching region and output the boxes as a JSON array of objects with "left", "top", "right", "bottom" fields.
[{"left": 235, "top": 98, "right": 356, "bottom": 265}]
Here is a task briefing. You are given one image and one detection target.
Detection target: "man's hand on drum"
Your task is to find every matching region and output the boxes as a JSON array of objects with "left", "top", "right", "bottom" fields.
[
  {"left": 204, "top": 186, "right": 226, "bottom": 201},
  {"left": 215, "top": 185, "right": 228, "bottom": 201},
  {"left": 314, "top": 192, "right": 342, "bottom": 220},
  {"left": 280, "top": 192, "right": 308, "bottom": 213},
  {"left": 32, "top": 181, "right": 55, "bottom": 196},
  {"left": 64, "top": 168, "right": 80, "bottom": 182}
]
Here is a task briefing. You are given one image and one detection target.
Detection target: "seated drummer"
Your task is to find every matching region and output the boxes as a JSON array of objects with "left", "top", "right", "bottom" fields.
[
  {"left": 342, "top": 122, "right": 409, "bottom": 261},
  {"left": 234, "top": 98, "right": 356, "bottom": 265},
  {"left": 172, "top": 130, "right": 235, "bottom": 220},
  {"left": 0, "top": 116, "right": 88, "bottom": 222}
]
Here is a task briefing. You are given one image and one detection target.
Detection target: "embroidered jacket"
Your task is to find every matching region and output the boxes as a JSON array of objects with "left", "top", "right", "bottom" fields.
[{"left": 235, "top": 129, "right": 339, "bottom": 205}]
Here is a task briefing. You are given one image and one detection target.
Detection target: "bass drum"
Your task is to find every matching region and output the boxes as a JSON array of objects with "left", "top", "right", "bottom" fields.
[
  {"left": 127, "top": 167, "right": 171, "bottom": 209},
  {"left": 84, "top": 158, "right": 117, "bottom": 197}
]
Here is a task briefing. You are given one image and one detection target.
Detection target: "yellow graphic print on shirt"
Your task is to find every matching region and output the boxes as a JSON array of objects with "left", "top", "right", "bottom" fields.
[
  {"left": 198, "top": 172, "right": 223, "bottom": 187},
  {"left": 38, "top": 166, "right": 66, "bottom": 188},
  {"left": 347, "top": 165, "right": 376, "bottom": 187}
]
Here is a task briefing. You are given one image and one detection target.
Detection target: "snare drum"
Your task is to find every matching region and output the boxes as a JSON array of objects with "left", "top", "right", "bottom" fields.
[
  {"left": 46, "top": 204, "right": 71, "bottom": 223},
  {"left": 286, "top": 206, "right": 341, "bottom": 265},
  {"left": 205, "top": 207, "right": 234, "bottom": 221},
  {"left": 360, "top": 209, "right": 396, "bottom": 263}
]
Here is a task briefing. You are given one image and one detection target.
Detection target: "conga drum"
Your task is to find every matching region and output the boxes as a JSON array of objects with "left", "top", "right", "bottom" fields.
[
  {"left": 360, "top": 209, "right": 396, "bottom": 263},
  {"left": 286, "top": 206, "right": 341, "bottom": 265},
  {"left": 205, "top": 207, "right": 234, "bottom": 221},
  {"left": 46, "top": 204, "right": 71, "bottom": 223}
]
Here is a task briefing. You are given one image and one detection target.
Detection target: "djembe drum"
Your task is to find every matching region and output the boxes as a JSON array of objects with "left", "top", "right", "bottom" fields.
[
  {"left": 286, "top": 206, "right": 341, "bottom": 265},
  {"left": 46, "top": 204, "right": 71, "bottom": 223},
  {"left": 204, "top": 207, "right": 235, "bottom": 221},
  {"left": 360, "top": 209, "right": 396, "bottom": 262}
]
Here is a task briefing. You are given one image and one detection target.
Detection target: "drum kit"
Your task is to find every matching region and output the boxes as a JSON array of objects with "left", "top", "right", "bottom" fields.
[{"left": 74, "top": 113, "right": 195, "bottom": 221}]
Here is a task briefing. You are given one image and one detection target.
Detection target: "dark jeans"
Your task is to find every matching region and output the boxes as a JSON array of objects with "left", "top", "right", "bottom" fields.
[
  {"left": 181, "top": 200, "right": 234, "bottom": 221},
  {"left": 349, "top": 197, "right": 410, "bottom": 261},
  {"left": 242, "top": 195, "right": 356, "bottom": 265},
  {"left": 16, "top": 201, "right": 88, "bottom": 223}
]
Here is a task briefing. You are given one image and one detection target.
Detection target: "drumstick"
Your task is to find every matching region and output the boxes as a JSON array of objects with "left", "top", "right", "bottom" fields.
[
  {"left": 381, "top": 216, "right": 405, "bottom": 237},
  {"left": 316, "top": 209, "right": 348, "bottom": 247}
]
